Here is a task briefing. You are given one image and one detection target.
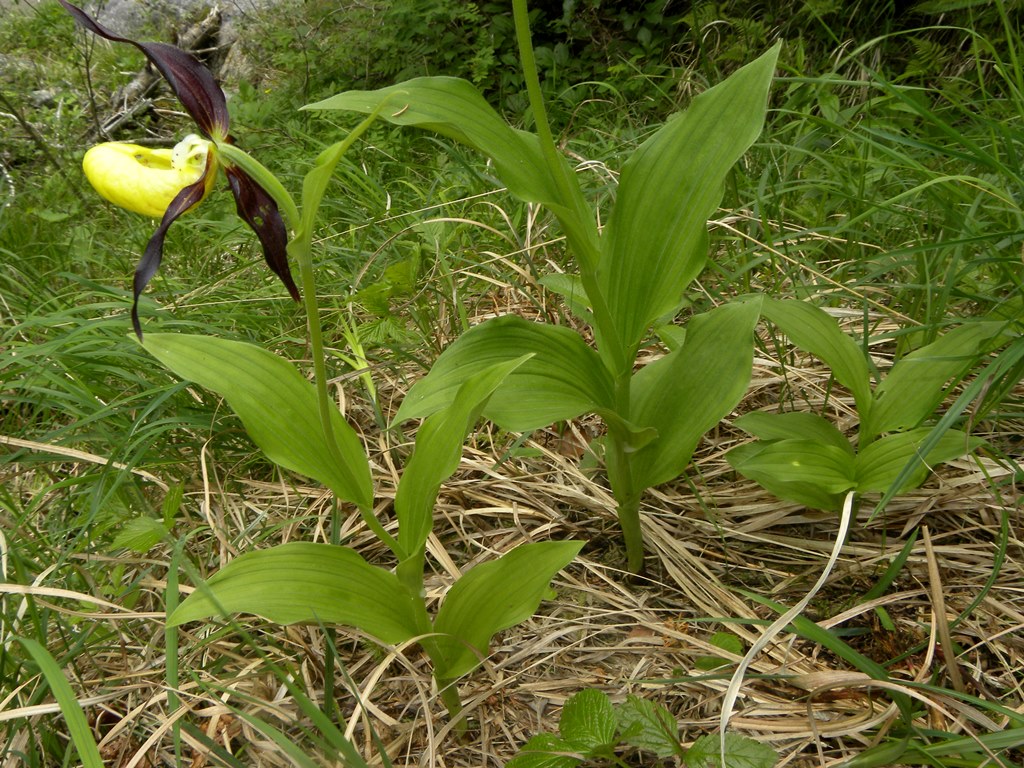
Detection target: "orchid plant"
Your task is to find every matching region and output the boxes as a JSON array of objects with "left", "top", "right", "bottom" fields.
[
  {"left": 727, "top": 298, "right": 1012, "bottom": 513},
  {"left": 61, "top": 0, "right": 580, "bottom": 725},
  {"left": 310, "top": 2, "right": 781, "bottom": 573}
]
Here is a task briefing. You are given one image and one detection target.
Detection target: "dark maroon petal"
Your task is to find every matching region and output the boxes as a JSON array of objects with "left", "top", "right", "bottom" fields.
[
  {"left": 131, "top": 172, "right": 211, "bottom": 339},
  {"left": 60, "top": 1, "right": 229, "bottom": 139},
  {"left": 224, "top": 165, "right": 301, "bottom": 303}
]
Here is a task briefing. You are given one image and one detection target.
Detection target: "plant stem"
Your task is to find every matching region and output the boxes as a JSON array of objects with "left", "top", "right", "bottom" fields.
[
  {"left": 510, "top": 0, "right": 630, "bottom": 378},
  {"left": 436, "top": 677, "right": 468, "bottom": 735},
  {"left": 222, "top": 143, "right": 400, "bottom": 552},
  {"left": 292, "top": 236, "right": 399, "bottom": 552}
]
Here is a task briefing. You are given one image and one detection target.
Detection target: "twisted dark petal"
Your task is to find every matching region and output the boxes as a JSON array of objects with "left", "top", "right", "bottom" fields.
[
  {"left": 132, "top": 172, "right": 211, "bottom": 340},
  {"left": 224, "top": 165, "right": 301, "bottom": 303},
  {"left": 60, "top": 1, "right": 230, "bottom": 139}
]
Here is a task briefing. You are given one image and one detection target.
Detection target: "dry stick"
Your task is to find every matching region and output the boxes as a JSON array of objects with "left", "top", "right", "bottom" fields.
[
  {"left": 921, "top": 526, "right": 967, "bottom": 694},
  {"left": 100, "top": 8, "right": 223, "bottom": 138}
]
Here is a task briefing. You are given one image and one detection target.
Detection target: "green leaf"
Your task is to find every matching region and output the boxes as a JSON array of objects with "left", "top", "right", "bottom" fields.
[
  {"left": 167, "top": 542, "right": 425, "bottom": 644},
  {"left": 865, "top": 321, "right": 1006, "bottom": 437},
  {"left": 395, "top": 356, "right": 532, "bottom": 559},
  {"left": 395, "top": 316, "right": 614, "bottom": 431},
  {"left": 616, "top": 695, "right": 682, "bottom": 758},
  {"left": 507, "top": 734, "right": 582, "bottom": 768},
  {"left": 306, "top": 77, "right": 598, "bottom": 259},
  {"left": 538, "top": 273, "right": 591, "bottom": 322},
  {"left": 761, "top": 298, "right": 873, "bottom": 414},
  {"left": 727, "top": 440, "right": 854, "bottom": 511},
  {"left": 854, "top": 427, "right": 983, "bottom": 494},
  {"left": 307, "top": 77, "right": 554, "bottom": 204},
  {"left": 111, "top": 516, "right": 169, "bottom": 553},
  {"left": 432, "top": 540, "right": 582, "bottom": 680},
  {"left": 559, "top": 689, "right": 617, "bottom": 753},
  {"left": 733, "top": 411, "right": 854, "bottom": 456},
  {"left": 16, "top": 638, "right": 105, "bottom": 768},
  {"left": 143, "top": 334, "right": 372, "bottom": 508},
  {"left": 696, "top": 631, "right": 745, "bottom": 671},
  {"left": 685, "top": 733, "right": 776, "bottom": 768},
  {"left": 598, "top": 44, "right": 780, "bottom": 351},
  {"left": 297, "top": 107, "right": 386, "bottom": 245},
  {"left": 629, "top": 299, "right": 760, "bottom": 492}
]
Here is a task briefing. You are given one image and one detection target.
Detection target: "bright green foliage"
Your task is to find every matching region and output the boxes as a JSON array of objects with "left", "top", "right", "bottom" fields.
[
  {"left": 616, "top": 695, "right": 682, "bottom": 758},
  {"left": 154, "top": 338, "right": 580, "bottom": 708},
  {"left": 143, "top": 333, "right": 373, "bottom": 509},
  {"left": 728, "top": 299, "right": 1009, "bottom": 510},
  {"left": 431, "top": 540, "right": 583, "bottom": 680},
  {"left": 686, "top": 733, "right": 778, "bottom": 768},
  {"left": 597, "top": 56, "right": 779, "bottom": 354},
  {"left": 396, "top": 316, "right": 614, "bottom": 429},
  {"left": 312, "top": 41, "right": 781, "bottom": 572},
  {"left": 695, "top": 631, "right": 746, "bottom": 671},
  {"left": 16, "top": 638, "right": 105, "bottom": 768},
  {"left": 509, "top": 688, "right": 774, "bottom": 768},
  {"left": 168, "top": 542, "right": 426, "bottom": 641},
  {"left": 625, "top": 299, "right": 761, "bottom": 493}
]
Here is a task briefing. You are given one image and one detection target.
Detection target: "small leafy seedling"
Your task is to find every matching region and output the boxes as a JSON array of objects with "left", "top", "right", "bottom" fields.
[
  {"left": 727, "top": 298, "right": 1011, "bottom": 511},
  {"left": 508, "top": 689, "right": 775, "bottom": 768}
]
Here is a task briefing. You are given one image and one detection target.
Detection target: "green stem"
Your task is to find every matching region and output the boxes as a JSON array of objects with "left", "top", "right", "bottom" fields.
[
  {"left": 220, "top": 141, "right": 399, "bottom": 553},
  {"left": 436, "top": 677, "right": 468, "bottom": 735},
  {"left": 165, "top": 538, "right": 187, "bottom": 765},
  {"left": 605, "top": 400, "right": 645, "bottom": 573},
  {"left": 292, "top": 236, "right": 400, "bottom": 553},
  {"left": 510, "top": 0, "right": 630, "bottom": 378}
]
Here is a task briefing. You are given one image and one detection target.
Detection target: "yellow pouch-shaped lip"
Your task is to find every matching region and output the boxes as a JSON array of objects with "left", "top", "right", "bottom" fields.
[{"left": 83, "top": 137, "right": 216, "bottom": 219}]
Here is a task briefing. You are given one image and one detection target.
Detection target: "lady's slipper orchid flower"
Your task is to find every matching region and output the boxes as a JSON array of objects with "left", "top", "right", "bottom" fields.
[{"left": 60, "top": 1, "right": 299, "bottom": 338}]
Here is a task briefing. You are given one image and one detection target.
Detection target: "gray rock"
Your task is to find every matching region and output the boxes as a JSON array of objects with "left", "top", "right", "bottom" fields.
[{"left": 84, "top": 0, "right": 281, "bottom": 43}]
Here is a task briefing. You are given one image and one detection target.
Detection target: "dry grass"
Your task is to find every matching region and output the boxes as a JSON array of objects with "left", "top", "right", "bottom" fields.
[{"left": 3, "top": 335, "right": 1021, "bottom": 767}]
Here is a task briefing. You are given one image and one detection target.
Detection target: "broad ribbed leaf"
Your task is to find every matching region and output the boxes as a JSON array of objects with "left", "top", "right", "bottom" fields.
[
  {"left": 855, "top": 427, "right": 982, "bottom": 493},
  {"left": 559, "top": 690, "right": 617, "bottom": 752},
  {"left": 629, "top": 299, "right": 760, "bottom": 492},
  {"left": 395, "top": 316, "right": 614, "bottom": 430},
  {"left": 598, "top": 44, "right": 780, "bottom": 352},
  {"left": 865, "top": 321, "right": 1006, "bottom": 437},
  {"left": 308, "top": 78, "right": 553, "bottom": 202},
  {"left": 395, "top": 356, "right": 531, "bottom": 559},
  {"left": 144, "top": 334, "right": 372, "bottom": 508},
  {"left": 432, "top": 540, "right": 582, "bottom": 680},
  {"left": 685, "top": 732, "right": 776, "bottom": 768},
  {"left": 616, "top": 695, "right": 682, "bottom": 759},
  {"left": 168, "top": 542, "right": 424, "bottom": 642},
  {"left": 306, "top": 77, "right": 599, "bottom": 265},
  {"left": 727, "top": 440, "right": 853, "bottom": 511},
  {"left": 761, "top": 298, "right": 873, "bottom": 414},
  {"left": 733, "top": 411, "right": 853, "bottom": 456}
]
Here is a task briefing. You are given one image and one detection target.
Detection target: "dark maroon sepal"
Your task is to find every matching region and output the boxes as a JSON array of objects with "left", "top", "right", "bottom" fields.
[
  {"left": 60, "top": 1, "right": 230, "bottom": 139},
  {"left": 132, "top": 173, "right": 211, "bottom": 339},
  {"left": 224, "top": 165, "right": 301, "bottom": 303}
]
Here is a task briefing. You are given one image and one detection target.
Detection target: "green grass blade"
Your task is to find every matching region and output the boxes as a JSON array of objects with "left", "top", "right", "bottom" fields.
[{"left": 16, "top": 637, "right": 104, "bottom": 768}]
